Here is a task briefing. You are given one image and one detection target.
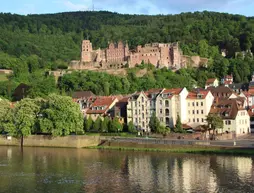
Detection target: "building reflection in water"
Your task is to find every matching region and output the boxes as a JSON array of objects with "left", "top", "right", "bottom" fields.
[{"left": 1, "top": 147, "right": 254, "bottom": 193}]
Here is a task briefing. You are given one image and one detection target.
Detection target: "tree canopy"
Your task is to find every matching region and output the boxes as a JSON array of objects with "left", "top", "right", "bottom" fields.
[{"left": 39, "top": 94, "right": 84, "bottom": 136}]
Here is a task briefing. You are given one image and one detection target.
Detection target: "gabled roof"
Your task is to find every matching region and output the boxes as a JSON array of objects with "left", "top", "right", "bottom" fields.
[
  {"left": 162, "top": 88, "right": 183, "bottom": 95},
  {"left": 86, "top": 96, "right": 117, "bottom": 114},
  {"left": 210, "top": 98, "right": 245, "bottom": 120},
  {"left": 145, "top": 88, "right": 164, "bottom": 99},
  {"left": 206, "top": 78, "right": 217, "bottom": 84},
  {"left": 72, "top": 91, "right": 95, "bottom": 99}
]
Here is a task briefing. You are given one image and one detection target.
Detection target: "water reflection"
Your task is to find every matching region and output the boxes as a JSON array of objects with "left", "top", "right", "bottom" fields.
[{"left": 0, "top": 147, "right": 254, "bottom": 193}]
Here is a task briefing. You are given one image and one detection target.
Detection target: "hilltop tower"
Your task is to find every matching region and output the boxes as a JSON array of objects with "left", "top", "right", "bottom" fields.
[{"left": 81, "top": 40, "right": 93, "bottom": 63}]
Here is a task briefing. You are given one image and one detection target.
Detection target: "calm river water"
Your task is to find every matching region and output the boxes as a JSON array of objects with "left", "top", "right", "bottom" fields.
[{"left": 0, "top": 146, "right": 254, "bottom": 193}]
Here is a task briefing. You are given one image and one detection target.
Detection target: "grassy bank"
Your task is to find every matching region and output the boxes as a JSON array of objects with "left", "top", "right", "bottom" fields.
[{"left": 85, "top": 145, "right": 254, "bottom": 155}]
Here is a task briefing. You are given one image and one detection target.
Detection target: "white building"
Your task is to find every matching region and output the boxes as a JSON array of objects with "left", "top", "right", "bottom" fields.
[{"left": 210, "top": 98, "right": 250, "bottom": 135}]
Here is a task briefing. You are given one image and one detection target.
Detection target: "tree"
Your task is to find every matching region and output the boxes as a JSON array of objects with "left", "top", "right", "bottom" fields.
[
  {"left": 101, "top": 116, "right": 110, "bottom": 132},
  {"left": 0, "top": 99, "right": 11, "bottom": 132},
  {"left": 174, "top": 115, "right": 185, "bottom": 133},
  {"left": 149, "top": 112, "right": 160, "bottom": 133},
  {"left": 84, "top": 116, "right": 93, "bottom": 132},
  {"left": 127, "top": 121, "right": 136, "bottom": 133},
  {"left": 92, "top": 117, "right": 102, "bottom": 132},
  {"left": 206, "top": 113, "right": 224, "bottom": 137},
  {"left": 157, "top": 124, "right": 170, "bottom": 135},
  {"left": 109, "top": 117, "right": 123, "bottom": 133},
  {"left": 3, "top": 98, "right": 40, "bottom": 147},
  {"left": 39, "top": 94, "right": 83, "bottom": 136}
]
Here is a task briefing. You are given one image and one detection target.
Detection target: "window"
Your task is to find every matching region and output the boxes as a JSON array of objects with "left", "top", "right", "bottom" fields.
[
  {"left": 135, "top": 118, "right": 138, "bottom": 123},
  {"left": 197, "top": 118, "right": 199, "bottom": 122},
  {"left": 197, "top": 110, "right": 199, "bottom": 114},
  {"left": 160, "top": 100, "right": 162, "bottom": 105},
  {"left": 189, "top": 119, "right": 191, "bottom": 122},
  {"left": 192, "top": 102, "right": 195, "bottom": 107},
  {"left": 135, "top": 102, "right": 137, "bottom": 107},
  {"left": 188, "top": 102, "right": 190, "bottom": 107},
  {"left": 160, "top": 109, "right": 162, "bottom": 114},
  {"left": 142, "top": 105, "right": 144, "bottom": 111},
  {"left": 228, "top": 120, "right": 231, "bottom": 125},
  {"left": 135, "top": 110, "right": 137, "bottom": 115},
  {"left": 142, "top": 113, "right": 144, "bottom": 119},
  {"left": 193, "top": 118, "right": 195, "bottom": 122},
  {"left": 202, "top": 118, "right": 204, "bottom": 123},
  {"left": 196, "top": 102, "right": 199, "bottom": 106},
  {"left": 201, "top": 102, "right": 203, "bottom": 106},
  {"left": 192, "top": 110, "right": 195, "bottom": 114},
  {"left": 165, "top": 100, "right": 169, "bottom": 107},
  {"left": 139, "top": 110, "right": 141, "bottom": 114},
  {"left": 188, "top": 110, "right": 190, "bottom": 114},
  {"left": 201, "top": 110, "right": 204, "bottom": 114}
]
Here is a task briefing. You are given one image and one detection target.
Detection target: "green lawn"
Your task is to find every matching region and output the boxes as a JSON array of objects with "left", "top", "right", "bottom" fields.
[{"left": 0, "top": 74, "right": 8, "bottom": 81}]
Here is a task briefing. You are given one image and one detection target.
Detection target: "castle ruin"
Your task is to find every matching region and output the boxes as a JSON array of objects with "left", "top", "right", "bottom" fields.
[{"left": 69, "top": 40, "right": 208, "bottom": 70}]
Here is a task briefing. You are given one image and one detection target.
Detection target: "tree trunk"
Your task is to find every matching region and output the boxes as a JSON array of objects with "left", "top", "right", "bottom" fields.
[{"left": 21, "top": 135, "right": 24, "bottom": 148}]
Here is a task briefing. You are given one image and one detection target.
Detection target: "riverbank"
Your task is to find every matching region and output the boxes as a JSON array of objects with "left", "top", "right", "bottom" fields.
[
  {"left": 86, "top": 145, "right": 254, "bottom": 155},
  {"left": 85, "top": 140, "right": 254, "bottom": 155}
]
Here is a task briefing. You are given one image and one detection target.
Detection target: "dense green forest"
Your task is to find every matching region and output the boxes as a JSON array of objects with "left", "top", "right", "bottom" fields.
[{"left": 1, "top": 11, "right": 254, "bottom": 100}]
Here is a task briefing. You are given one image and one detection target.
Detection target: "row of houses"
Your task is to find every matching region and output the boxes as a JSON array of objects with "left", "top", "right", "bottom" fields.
[{"left": 73, "top": 85, "right": 252, "bottom": 136}]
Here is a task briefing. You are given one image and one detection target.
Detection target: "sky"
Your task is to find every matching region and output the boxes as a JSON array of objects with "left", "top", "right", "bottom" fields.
[{"left": 0, "top": 0, "right": 254, "bottom": 16}]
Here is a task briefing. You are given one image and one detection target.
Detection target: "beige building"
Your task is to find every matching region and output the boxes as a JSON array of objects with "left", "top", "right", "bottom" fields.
[
  {"left": 127, "top": 91, "right": 151, "bottom": 132},
  {"left": 156, "top": 88, "right": 188, "bottom": 128},
  {"left": 205, "top": 78, "right": 219, "bottom": 89},
  {"left": 210, "top": 98, "right": 250, "bottom": 135},
  {"left": 186, "top": 90, "right": 214, "bottom": 128}
]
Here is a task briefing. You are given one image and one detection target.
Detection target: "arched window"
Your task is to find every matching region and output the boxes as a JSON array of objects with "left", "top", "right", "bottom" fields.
[
  {"left": 165, "top": 100, "right": 169, "bottom": 107},
  {"left": 166, "top": 117, "right": 170, "bottom": 126},
  {"left": 165, "top": 109, "right": 170, "bottom": 116}
]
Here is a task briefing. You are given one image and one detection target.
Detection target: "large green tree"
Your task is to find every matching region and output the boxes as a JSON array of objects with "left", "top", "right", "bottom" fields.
[
  {"left": 39, "top": 94, "right": 83, "bottom": 136},
  {"left": 3, "top": 98, "right": 40, "bottom": 147}
]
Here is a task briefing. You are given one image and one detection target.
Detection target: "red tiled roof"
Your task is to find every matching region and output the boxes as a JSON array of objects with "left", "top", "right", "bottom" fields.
[
  {"left": 162, "top": 88, "right": 182, "bottom": 95},
  {"left": 206, "top": 78, "right": 216, "bottom": 84},
  {"left": 187, "top": 90, "right": 209, "bottom": 99},
  {"left": 210, "top": 98, "right": 245, "bottom": 119},
  {"left": 86, "top": 96, "right": 117, "bottom": 114}
]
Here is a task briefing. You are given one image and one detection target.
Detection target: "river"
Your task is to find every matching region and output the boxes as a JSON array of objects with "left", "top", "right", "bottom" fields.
[{"left": 0, "top": 146, "right": 254, "bottom": 193}]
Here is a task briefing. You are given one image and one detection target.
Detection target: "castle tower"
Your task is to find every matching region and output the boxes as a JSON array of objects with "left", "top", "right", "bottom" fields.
[
  {"left": 81, "top": 40, "right": 93, "bottom": 63},
  {"left": 124, "top": 41, "right": 129, "bottom": 59}
]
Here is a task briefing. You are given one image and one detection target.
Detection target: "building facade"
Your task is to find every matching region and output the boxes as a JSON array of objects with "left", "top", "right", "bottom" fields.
[
  {"left": 186, "top": 90, "right": 214, "bottom": 128},
  {"left": 126, "top": 92, "right": 150, "bottom": 132}
]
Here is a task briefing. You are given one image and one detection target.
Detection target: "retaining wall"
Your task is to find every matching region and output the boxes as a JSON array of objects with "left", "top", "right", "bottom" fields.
[{"left": 0, "top": 135, "right": 101, "bottom": 148}]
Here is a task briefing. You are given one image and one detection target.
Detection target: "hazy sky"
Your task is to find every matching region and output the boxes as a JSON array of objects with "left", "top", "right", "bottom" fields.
[{"left": 1, "top": 0, "right": 254, "bottom": 16}]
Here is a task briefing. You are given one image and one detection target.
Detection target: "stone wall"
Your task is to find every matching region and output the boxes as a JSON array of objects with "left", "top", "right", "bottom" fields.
[{"left": 0, "top": 135, "right": 101, "bottom": 148}]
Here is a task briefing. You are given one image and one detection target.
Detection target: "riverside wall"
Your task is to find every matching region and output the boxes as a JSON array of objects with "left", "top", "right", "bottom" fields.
[{"left": 0, "top": 135, "right": 101, "bottom": 148}]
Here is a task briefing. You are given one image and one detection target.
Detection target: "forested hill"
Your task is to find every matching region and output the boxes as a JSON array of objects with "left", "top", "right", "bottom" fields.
[
  {"left": 1, "top": 11, "right": 254, "bottom": 62},
  {"left": 1, "top": 11, "right": 254, "bottom": 100}
]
